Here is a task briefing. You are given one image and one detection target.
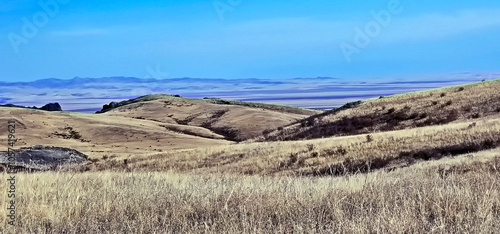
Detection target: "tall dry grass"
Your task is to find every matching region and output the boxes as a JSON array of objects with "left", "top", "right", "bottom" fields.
[{"left": 1, "top": 150, "right": 499, "bottom": 233}]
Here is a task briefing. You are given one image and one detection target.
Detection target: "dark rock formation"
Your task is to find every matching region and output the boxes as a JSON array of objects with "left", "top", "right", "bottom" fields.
[
  {"left": 0, "top": 103, "right": 63, "bottom": 111},
  {"left": 39, "top": 102, "right": 62, "bottom": 111},
  {"left": 0, "top": 145, "right": 89, "bottom": 171},
  {"left": 97, "top": 101, "right": 119, "bottom": 113}
]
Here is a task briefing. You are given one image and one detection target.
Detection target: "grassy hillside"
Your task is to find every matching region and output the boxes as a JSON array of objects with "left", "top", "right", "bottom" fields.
[
  {"left": 0, "top": 108, "right": 231, "bottom": 161},
  {"left": 97, "top": 94, "right": 320, "bottom": 115},
  {"left": 257, "top": 79, "right": 500, "bottom": 142},
  {"left": 102, "top": 95, "right": 318, "bottom": 141}
]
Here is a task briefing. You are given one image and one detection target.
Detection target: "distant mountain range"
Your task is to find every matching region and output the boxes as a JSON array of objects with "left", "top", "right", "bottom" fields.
[
  {"left": 0, "top": 77, "right": 290, "bottom": 89},
  {"left": 0, "top": 75, "right": 495, "bottom": 112}
]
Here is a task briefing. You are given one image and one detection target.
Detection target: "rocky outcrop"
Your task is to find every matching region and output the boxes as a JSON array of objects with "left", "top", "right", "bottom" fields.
[
  {"left": 97, "top": 101, "right": 119, "bottom": 113},
  {"left": 39, "top": 102, "right": 62, "bottom": 111},
  {"left": 0, "top": 102, "right": 63, "bottom": 111},
  {"left": 0, "top": 145, "right": 88, "bottom": 171}
]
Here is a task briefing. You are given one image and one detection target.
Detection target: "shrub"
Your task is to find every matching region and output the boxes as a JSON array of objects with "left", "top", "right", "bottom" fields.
[
  {"left": 408, "top": 112, "right": 419, "bottom": 119},
  {"left": 288, "top": 153, "right": 298, "bottom": 166},
  {"left": 447, "top": 109, "right": 459, "bottom": 122},
  {"left": 418, "top": 112, "right": 428, "bottom": 119},
  {"left": 300, "top": 121, "right": 307, "bottom": 127},
  {"left": 336, "top": 146, "right": 347, "bottom": 156},
  {"left": 440, "top": 92, "right": 446, "bottom": 97},
  {"left": 471, "top": 113, "right": 481, "bottom": 119},
  {"left": 262, "top": 129, "right": 272, "bottom": 135},
  {"left": 387, "top": 108, "right": 396, "bottom": 114},
  {"left": 366, "top": 135, "right": 373, "bottom": 142},
  {"left": 307, "top": 144, "right": 315, "bottom": 152},
  {"left": 457, "top": 87, "right": 465, "bottom": 92}
]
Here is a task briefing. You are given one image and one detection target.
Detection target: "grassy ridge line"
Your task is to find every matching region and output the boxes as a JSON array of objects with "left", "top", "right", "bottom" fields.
[
  {"left": 362, "top": 78, "right": 500, "bottom": 103},
  {"left": 96, "top": 94, "right": 321, "bottom": 115},
  {"left": 258, "top": 78, "right": 500, "bottom": 142}
]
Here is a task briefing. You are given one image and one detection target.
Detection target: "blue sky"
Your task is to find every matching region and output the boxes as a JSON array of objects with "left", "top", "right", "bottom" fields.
[{"left": 1, "top": 0, "right": 499, "bottom": 82}]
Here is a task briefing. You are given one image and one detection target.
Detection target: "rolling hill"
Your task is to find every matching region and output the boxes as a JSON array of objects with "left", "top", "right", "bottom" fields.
[
  {"left": 99, "top": 94, "right": 319, "bottom": 141},
  {"left": 255, "top": 79, "right": 500, "bottom": 142}
]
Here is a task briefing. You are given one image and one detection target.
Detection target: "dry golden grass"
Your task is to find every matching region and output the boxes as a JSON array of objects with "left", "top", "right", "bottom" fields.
[
  {"left": 1, "top": 149, "right": 499, "bottom": 233},
  {"left": 94, "top": 116, "right": 500, "bottom": 176}
]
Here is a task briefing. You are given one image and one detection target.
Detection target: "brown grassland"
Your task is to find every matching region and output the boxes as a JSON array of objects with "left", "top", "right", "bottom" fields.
[{"left": 0, "top": 79, "right": 499, "bottom": 233}]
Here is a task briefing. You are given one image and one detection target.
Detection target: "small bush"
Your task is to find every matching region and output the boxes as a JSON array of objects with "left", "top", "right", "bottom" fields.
[
  {"left": 288, "top": 153, "right": 298, "bottom": 166},
  {"left": 447, "top": 109, "right": 459, "bottom": 122},
  {"left": 366, "top": 135, "right": 373, "bottom": 142},
  {"left": 471, "top": 113, "right": 481, "bottom": 119},
  {"left": 468, "top": 122, "right": 477, "bottom": 129},
  {"left": 387, "top": 108, "right": 396, "bottom": 114},
  {"left": 418, "top": 112, "right": 428, "bottom": 119},
  {"left": 408, "top": 112, "right": 419, "bottom": 119},
  {"left": 440, "top": 92, "right": 446, "bottom": 97},
  {"left": 457, "top": 87, "right": 465, "bottom": 92},
  {"left": 262, "top": 129, "right": 272, "bottom": 135},
  {"left": 432, "top": 101, "right": 439, "bottom": 106},
  {"left": 307, "top": 144, "right": 315, "bottom": 151},
  {"left": 336, "top": 146, "right": 347, "bottom": 156}
]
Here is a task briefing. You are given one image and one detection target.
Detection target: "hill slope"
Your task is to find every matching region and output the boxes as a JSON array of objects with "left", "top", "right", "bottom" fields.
[
  {"left": 101, "top": 95, "right": 319, "bottom": 141},
  {"left": 256, "top": 79, "right": 500, "bottom": 142},
  {"left": 0, "top": 108, "right": 232, "bottom": 160}
]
